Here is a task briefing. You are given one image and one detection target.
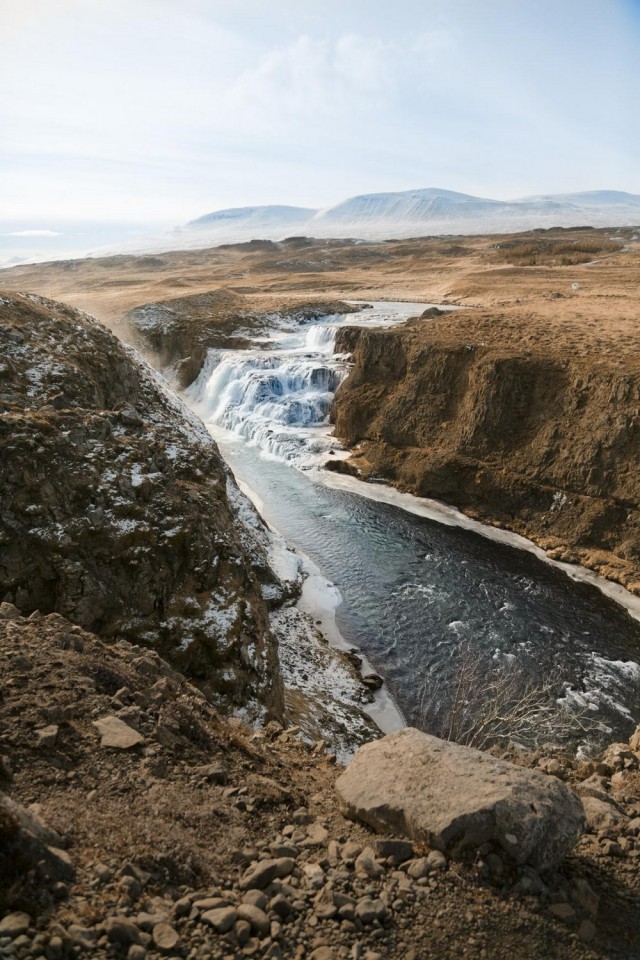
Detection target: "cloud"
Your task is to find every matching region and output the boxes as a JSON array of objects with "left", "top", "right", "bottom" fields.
[
  {"left": 0, "top": 1, "right": 638, "bottom": 221},
  {"left": 222, "top": 34, "right": 395, "bottom": 127},
  {"left": 4, "top": 229, "right": 62, "bottom": 238}
]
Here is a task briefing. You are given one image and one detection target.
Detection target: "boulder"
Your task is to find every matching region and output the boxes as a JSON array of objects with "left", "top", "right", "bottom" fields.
[{"left": 336, "top": 728, "right": 585, "bottom": 870}]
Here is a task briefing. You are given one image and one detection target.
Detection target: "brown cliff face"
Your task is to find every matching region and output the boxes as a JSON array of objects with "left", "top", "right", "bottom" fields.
[
  {"left": 332, "top": 314, "right": 640, "bottom": 593},
  {"left": 0, "top": 293, "right": 283, "bottom": 716}
]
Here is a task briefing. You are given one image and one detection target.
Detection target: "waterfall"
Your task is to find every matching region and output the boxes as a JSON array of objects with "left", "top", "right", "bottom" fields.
[
  {"left": 187, "top": 324, "right": 346, "bottom": 464},
  {"left": 187, "top": 302, "right": 444, "bottom": 466},
  {"left": 304, "top": 324, "right": 338, "bottom": 352}
]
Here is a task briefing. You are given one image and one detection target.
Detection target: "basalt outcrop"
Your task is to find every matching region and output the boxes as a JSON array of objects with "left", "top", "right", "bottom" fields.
[
  {"left": 0, "top": 292, "right": 283, "bottom": 714},
  {"left": 331, "top": 311, "right": 640, "bottom": 593}
]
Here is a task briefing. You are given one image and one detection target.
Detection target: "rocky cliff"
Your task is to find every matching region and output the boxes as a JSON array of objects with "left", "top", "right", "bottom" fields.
[
  {"left": 0, "top": 292, "right": 283, "bottom": 715},
  {"left": 331, "top": 312, "right": 640, "bottom": 593}
]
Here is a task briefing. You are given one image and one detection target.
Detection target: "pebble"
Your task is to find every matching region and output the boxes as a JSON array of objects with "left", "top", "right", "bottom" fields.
[
  {"left": 243, "top": 890, "right": 269, "bottom": 910},
  {"left": 578, "top": 919, "right": 597, "bottom": 943},
  {"left": 152, "top": 922, "right": 180, "bottom": 953},
  {"left": 406, "top": 858, "right": 431, "bottom": 880},
  {"left": 236, "top": 904, "right": 271, "bottom": 935},
  {"left": 202, "top": 907, "right": 237, "bottom": 932},
  {"left": 355, "top": 899, "right": 386, "bottom": 925},
  {"left": 35, "top": 724, "right": 59, "bottom": 748},
  {"left": 92, "top": 715, "right": 145, "bottom": 750},
  {"left": 549, "top": 903, "right": 576, "bottom": 921},
  {"left": 236, "top": 920, "right": 252, "bottom": 944},
  {"left": 127, "top": 947, "right": 148, "bottom": 960},
  {"left": 0, "top": 913, "right": 31, "bottom": 938},
  {"left": 269, "top": 894, "right": 293, "bottom": 919},
  {"left": 303, "top": 862, "right": 326, "bottom": 888},
  {"left": 193, "top": 897, "right": 230, "bottom": 911},
  {"left": 341, "top": 841, "right": 362, "bottom": 863},
  {"left": 104, "top": 917, "right": 142, "bottom": 945},
  {"left": 240, "top": 857, "right": 295, "bottom": 890},
  {"left": 373, "top": 839, "right": 414, "bottom": 865},
  {"left": 303, "top": 823, "right": 329, "bottom": 847},
  {"left": 355, "top": 847, "right": 384, "bottom": 879}
]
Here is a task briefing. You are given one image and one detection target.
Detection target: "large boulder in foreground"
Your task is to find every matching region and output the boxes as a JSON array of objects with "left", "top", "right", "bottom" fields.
[{"left": 336, "top": 728, "right": 585, "bottom": 871}]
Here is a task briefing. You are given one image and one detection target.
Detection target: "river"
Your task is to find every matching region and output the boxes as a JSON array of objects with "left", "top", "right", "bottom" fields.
[{"left": 184, "top": 301, "right": 640, "bottom": 754}]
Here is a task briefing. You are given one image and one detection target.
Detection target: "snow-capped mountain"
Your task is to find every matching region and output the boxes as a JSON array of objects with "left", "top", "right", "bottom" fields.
[
  {"left": 189, "top": 204, "right": 315, "bottom": 229},
  {"left": 6, "top": 189, "right": 638, "bottom": 268},
  {"left": 185, "top": 188, "right": 640, "bottom": 243}
]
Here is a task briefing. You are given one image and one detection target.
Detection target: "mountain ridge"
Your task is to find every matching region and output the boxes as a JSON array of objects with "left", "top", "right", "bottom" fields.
[{"left": 186, "top": 187, "right": 640, "bottom": 242}]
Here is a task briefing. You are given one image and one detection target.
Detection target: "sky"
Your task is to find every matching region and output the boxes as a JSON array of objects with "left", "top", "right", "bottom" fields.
[{"left": 1, "top": 0, "right": 639, "bottom": 230}]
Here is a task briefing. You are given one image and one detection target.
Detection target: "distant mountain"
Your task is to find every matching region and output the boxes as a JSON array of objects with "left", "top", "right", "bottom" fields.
[
  {"left": 185, "top": 188, "right": 640, "bottom": 244},
  {"left": 189, "top": 205, "right": 315, "bottom": 228},
  {"left": 522, "top": 190, "right": 640, "bottom": 208}
]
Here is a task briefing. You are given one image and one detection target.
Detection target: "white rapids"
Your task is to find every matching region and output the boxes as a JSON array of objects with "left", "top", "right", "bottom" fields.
[{"left": 187, "top": 301, "right": 438, "bottom": 465}]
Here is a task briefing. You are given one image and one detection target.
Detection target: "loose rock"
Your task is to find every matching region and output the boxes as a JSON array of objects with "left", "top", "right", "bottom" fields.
[{"left": 93, "top": 715, "right": 145, "bottom": 750}]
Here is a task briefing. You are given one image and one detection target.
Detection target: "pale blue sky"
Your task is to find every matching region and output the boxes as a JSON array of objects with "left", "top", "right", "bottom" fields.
[{"left": 1, "top": 0, "right": 638, "bottom": 225}]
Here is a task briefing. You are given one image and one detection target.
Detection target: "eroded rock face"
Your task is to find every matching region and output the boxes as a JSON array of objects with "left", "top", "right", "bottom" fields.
[
  {"left": 0, "top": 293, "right": 283, "bottom": 715},
  {"left": 332, "top": 317, "right": 640, "bottom": 593},
  {"left": 336, "top": 728, "right": 585, "bottom": 870}
]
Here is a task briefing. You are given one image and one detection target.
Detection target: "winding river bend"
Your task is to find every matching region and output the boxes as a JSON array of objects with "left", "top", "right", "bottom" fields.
[{"left": 186, "top": 302, "right": 640, "bottom": 752}]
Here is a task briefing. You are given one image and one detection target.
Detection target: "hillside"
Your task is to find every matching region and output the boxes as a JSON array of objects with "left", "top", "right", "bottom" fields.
[
  {"left": 0, "top": 292, "right": 286, "bottom": 715},
  {"left": 2, "top": 607, "right": 640, "bottom": 959}
]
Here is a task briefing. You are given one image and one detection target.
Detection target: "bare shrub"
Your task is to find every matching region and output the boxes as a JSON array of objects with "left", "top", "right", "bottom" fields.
[{"left": 418, "top": 645, "right": 598, "bottom": 752}]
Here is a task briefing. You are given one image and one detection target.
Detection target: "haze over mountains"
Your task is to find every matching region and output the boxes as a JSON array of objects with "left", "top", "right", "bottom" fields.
[
  {"left": 3, "top": 188, "right": 640, "bottom": 268},
  {"left": 186, "top": 188, "right": 640, "bottom": 244}
]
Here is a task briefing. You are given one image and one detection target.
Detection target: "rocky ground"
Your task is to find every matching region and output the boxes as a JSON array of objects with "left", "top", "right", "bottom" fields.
[{"left": 2, "top": 606, "right": 640, "bottom": 960}]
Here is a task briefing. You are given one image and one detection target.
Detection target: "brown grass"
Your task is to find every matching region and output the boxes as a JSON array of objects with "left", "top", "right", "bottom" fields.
[{"left": 491, "top": 236, "right": 622, "bottom": 266}]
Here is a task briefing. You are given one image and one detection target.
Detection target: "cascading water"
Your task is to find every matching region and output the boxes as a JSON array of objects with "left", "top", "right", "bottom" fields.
[
  {"left": 304, "top": 324, "right": 338, "bottom": 352},
  {"left": 183, "top": 300, "right": 640, "bottom": 752},
  {"left": 187, "top": 310, "right": 369, "bottom": 463}
]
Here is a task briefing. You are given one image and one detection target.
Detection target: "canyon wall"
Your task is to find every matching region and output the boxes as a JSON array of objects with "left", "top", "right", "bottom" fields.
[
  {"left": 332, "top": 314, "right": 640, "bottom": 593},
  {"left": 0, "top": 293, "right": 284, "bottom": 716}
]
